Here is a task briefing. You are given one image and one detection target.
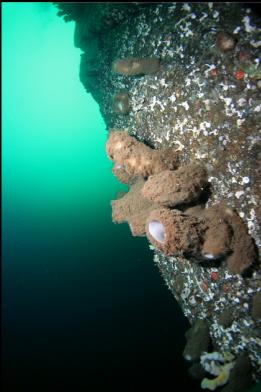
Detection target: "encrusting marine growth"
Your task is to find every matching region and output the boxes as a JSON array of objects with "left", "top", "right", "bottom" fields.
[{"left": 55, "top": 3, "right": 261, "bottom": 391}]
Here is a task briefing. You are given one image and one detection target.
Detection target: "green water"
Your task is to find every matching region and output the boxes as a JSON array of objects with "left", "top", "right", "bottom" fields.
[
  {"left": 2, "top": 2, "right": 125, "bottom": 216},
  {"left": 2, "top": 3, "right": 196, "bottom": 391}
]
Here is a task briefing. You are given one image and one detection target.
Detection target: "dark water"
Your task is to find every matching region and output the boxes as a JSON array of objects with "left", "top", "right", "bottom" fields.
[
  {"left": 2, "top": 3, "right": 196, "bottom": 391},
  {"left": 3, "top": 208, "right": 194, "bottom": 391}
]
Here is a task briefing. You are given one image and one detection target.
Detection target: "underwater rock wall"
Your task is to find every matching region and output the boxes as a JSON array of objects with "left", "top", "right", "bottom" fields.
[{"left": 55, "top": 3, "right": 261, "bottom": 391}]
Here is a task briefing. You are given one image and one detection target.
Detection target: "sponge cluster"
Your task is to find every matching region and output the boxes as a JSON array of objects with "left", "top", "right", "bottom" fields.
[{"left": 106, "top": 130, "right": 257, "bottom": 275}]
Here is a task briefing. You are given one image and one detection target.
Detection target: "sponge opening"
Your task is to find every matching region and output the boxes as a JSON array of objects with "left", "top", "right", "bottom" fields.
[{"left": 148, "top": 220, "right": 166, "bottom": 243}]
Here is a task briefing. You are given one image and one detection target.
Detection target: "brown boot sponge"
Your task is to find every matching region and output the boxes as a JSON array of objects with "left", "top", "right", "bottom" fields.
[
  {"left": 106, "top": 130, "right": 179, "bottom": 178},
  {"left": 225, "top": 209, "right": 257, "bottom": 274},
  {"left": 145, "top": 204, "right": 257, "bottom": 274},
  {"left": 112, "top": 163, "right": 136, "bottom": 184},
  {"left": 111, "top": 179, "right": 155, "bottom": 236},
  {"left": 145, "top": 208, "right": 205, "bottom": 257},
  {"left": 202, "top": 206, "right": 233, "bottom": 260},
  {"left": 202, "top": 205, "right": 257, "bottom": 274},
  {"left": 142, "top": 164, "right": 208, "bottom": 207}
]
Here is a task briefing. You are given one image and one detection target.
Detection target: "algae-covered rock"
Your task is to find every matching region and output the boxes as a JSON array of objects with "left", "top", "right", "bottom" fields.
[{"left": 56, "top": 3, "right": 261, "bottom": 390}]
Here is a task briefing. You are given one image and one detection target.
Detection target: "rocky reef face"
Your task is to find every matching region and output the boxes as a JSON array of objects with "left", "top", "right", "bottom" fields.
[{"left": 55, "top": 3, "right": 261, "bottom": 391}]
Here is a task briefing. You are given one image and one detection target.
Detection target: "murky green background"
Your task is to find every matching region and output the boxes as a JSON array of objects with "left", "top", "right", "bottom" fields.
[{"left": 2, "top": 3, "right": 202, "bottom": 391}]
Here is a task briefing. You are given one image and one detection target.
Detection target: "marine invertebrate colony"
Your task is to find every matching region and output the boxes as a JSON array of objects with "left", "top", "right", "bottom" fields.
[
  {"left": 146, "top": 207, "right": 205, "bottom": 258},
  {"left": 111, "top": 178, "right": 155, "bottom": 236},
  {"left": 106, "top": 126, "right": 259, "bottom": 388},
  {"left": 200, "top": 351, "right": 236, "bottom": 391},
  {"left": 141, "top": 164, "right": 208, "bottom": 207},
  {"left": 106, "top": 130, "right": 179, "bottom": 178},
  {"left": 112, "top": 57, "right": 160, "bottom": 76},
  {"left": 107, "top": 129, "right": 257, "bottom": 275},
  {"left": 202, "top": 205, "right": 257, "bottom": 274}
]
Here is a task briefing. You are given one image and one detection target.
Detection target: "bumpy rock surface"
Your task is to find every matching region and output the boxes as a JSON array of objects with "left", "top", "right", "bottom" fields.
[{"left": 55, "top": 3, "right": 261, "bottom": 391}]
